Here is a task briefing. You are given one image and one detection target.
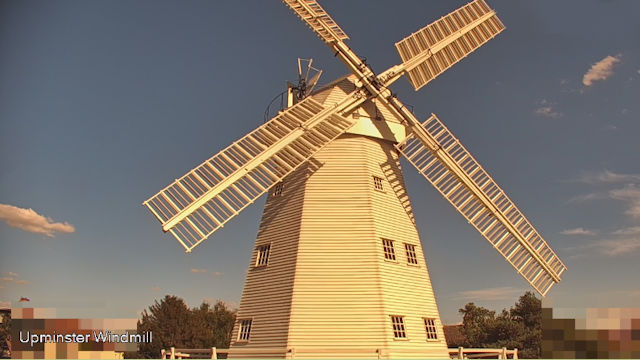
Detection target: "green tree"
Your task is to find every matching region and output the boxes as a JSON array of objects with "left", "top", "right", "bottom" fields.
[
  {"left": 458, "top": 291, "right": 542, "bottom": 358},
  {"left": 0, "top": 313, "right": 10, "bottom": 358},
  {"left": 135, "top": 295, "right": 236, "bottom": 359},
  {"left": 510, "top": 292, "right": 542, "bottom": 359},
  {"left": 188, "top": 301, "right": 235, "bottom": 349},
  {"left": 458, "top": 302, "right": 496, "bottom": 346}
]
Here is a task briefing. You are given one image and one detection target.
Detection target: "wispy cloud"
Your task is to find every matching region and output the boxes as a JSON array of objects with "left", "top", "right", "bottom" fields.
[
  {"left": 612, "top": 226, "right": 640, "bottom": 235},
  {"left": 569, "top": 171, "right": 640, "bottom": 219},
  {"left": 456, "top": 286, "right": 525, "bottom": 301},
  {"left": 1, "top": 277, "right": 13, "bottom": 283},
  {"left": 574, "top": 170, "right": 640, "bottom": 184},
  {"left": 0, "top": 203, "right": 75, "bottom": 237},
  {"left": 561, "top": 227, "right": 595, "bottom": 236},
  {"left": 534, "top": 99, "right": 562, "bottom": 118},
  {"left": 152, "top": 286, "right": 160, "bottom": 291},
  {"left": 567, "top": 226, "right": 640, "bottom": 257},
  {"left": 582, "top": 55, "right": 621, "bottom": 86},
  {"left": 14, "top": 280, "right": 30, "bottom": 285},
  {"left": 8, "top": 272, "right": 18, "bottom": 277},
  {"left": 566, "top": 192, "right": 606, "bottom": 203},
  {"left": 190, "top": 268, "right": 222, "bottom": 276},
  {"left": 593, "top": 236, "right": 640, "bottom": 256},
  {"left": 610, "top": 185, "right": 640, "bottom": 218}
]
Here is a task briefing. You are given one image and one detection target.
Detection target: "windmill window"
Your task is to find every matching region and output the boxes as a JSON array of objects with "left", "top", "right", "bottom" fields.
[
  {"left": 373, "top": 176, "right": 384, "bottom": 191},
  {"left": 424, "top": 318, "right": 438, "bottom": 340},
  {"left": 255, "top": 244, "right": 271, "bottom": 267},
  {"left": 237, "top": 319, "right": 252, "bottom": 341},
  {"left": 273, "top": 182, "right": 284, "bottom": 196},
  {"left": 405, "top": 243, "right": 418, "bottom": 265},
  {"left": 390, "top": 316, "right": 407, "bottom": 339},
  {"left": 382, "top": 239, "right": 396, "bottom": 261}
]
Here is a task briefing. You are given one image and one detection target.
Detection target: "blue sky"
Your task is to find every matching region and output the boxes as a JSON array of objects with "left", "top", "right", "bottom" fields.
[{"left": 1, "top": 1, "right": 639, "bottom": 325}]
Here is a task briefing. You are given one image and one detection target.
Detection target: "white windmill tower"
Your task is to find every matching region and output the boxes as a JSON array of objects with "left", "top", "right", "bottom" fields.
[{"left": 143, "top": 1, "right": 566, "bottom": 358}]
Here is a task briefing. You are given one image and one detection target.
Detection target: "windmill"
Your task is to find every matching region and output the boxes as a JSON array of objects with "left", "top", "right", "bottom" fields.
[{"left": 143, "top": 1, "right": 566, "bottom": 358}]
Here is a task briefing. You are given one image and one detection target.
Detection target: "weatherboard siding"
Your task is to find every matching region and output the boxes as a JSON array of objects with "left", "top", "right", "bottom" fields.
[
  {"left": 229, "top": 161, "right": 310, "bottom": 358},
  {"left": 230, "top": 134, "right": 448, "bottom": 358}
]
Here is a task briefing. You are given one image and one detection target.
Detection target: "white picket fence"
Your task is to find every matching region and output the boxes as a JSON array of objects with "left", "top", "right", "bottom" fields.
[{"left": 160, "top": 346, "right": 518, "bottom": 359}]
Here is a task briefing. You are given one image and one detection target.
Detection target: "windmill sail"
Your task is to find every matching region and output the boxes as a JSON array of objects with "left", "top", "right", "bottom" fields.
[
  {"left": 282, "top": 0, "right": 349, "bottom": 44},
  {"left": 395, "top": 0, "right": 505, "bottom": 90},
  {"left": 144, "top": 96, "right": 360, "bottom": 252},
  {"left": 398, "top": 114, "right": 566, "bottom": 296}
]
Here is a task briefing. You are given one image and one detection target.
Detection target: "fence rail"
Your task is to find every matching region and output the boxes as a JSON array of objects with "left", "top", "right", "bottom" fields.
[
  {"left": 161, "top": 346, "right": 518, "bottom": 359},
  {"left": 449, "top": 347, "right": 518, "bottom": 359}
]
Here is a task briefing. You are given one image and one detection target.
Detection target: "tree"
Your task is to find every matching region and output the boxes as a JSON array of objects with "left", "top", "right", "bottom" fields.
[
  {"left": 458, "top": 302, "right": 496, "bottom": 346},
  {"left": 135, "top": 295, "right": 236, "bottom": 359},
  {"left": 188, "top": 301, "right": 235, "bottom": 349},
  {"left": 509, "top": 292, "right": 542, "bottom": 359},
  {"left": 458, "top": 291, "right": 542, "bottom": 358},
  {"left": 0, "top": 313, "right": 10, "bottom": 358}
]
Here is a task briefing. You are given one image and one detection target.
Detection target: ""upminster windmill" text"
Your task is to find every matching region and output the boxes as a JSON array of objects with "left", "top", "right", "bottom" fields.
[{"left": 19, "top": 330, "right": 152, "bottom": 347}]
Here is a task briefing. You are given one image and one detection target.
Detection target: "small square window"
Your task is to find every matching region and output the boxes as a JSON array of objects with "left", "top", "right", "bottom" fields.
[
  {"left": 382, "top": 239, "right": 396, "bottom": 261},
  {"left": 405, "top": 243, "right": 418, "bottom": 265},
  {"left": 255, "top": 244, "right": 270, "bottom": 267},
  {"left": 424, "top": 318, "right": 438, "bottom": 340},
  {"left": 373, "top": 176, "right": 384, "bottom": 191},
  {"left": 273, "top": 182, "right": 284, "bottom": 196},
  {"left": 237, "top": 319, "right": 252, "bottom": 341},
  {"left": 391, "top": 316, "right": 407, "bottom": 339}
]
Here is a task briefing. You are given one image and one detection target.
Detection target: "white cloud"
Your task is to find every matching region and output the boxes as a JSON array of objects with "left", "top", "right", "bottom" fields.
[
  {"left": 612, "top": 226, "right": 640, "bottom": 235},
  {"left": 535, "top": 106, "right": 561, "bottom": 118},
  {"left": 582, "top": 55, "right": 620, "bottom": 86},
  {"left": 535, "top": 99, "right": 562, "bottom": 118},
  {"left": 610, "top": 185, "right": 640, "bottom": 218},
  {"left": 8, "top": 272, "right": 18, "bottom": 278},
  {"left": 0, "top": 203, "right": 75, "bottom": 237},
  {"left": 191, "top": 268, "right": 221, "bottom": 276},
  {"left": 561, "top": 227, "right": 595, "bottom": 236},
  {"left": 570, "top": 227, "right": 640, "bottom": 257},
  {"left": 456, "top": 286, "right": 525, "bottom": 301},
  {"left": 582, "top": 55, "right": 621, "bottom": 86},
  {"left": 575, "top": 170, "right": 640, "bottom": 184},
  {"left": 567, "top": 192, "right": 606, "bottom": 203},
  {"left": 593, "top": 237, "right": 640, "bottom": 256}
]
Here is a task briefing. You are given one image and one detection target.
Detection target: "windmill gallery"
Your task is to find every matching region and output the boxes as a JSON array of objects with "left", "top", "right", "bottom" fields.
[{"left": 143, "top": 0, "right": 566, "bottom": 358}]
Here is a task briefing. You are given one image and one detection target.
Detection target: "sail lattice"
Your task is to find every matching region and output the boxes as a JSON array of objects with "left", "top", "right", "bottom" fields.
[
  {"left": 395, "top": 0, "right": 505, "bottom": 90},
  {"left": 398, "top": 114, "right": 566, "bottom": 296},
  {"left": 282, "top": 0, "right": 349, "bottom": 44},
  {"left": 144, "top": 97, "right": 355, "bottom": 252}
]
